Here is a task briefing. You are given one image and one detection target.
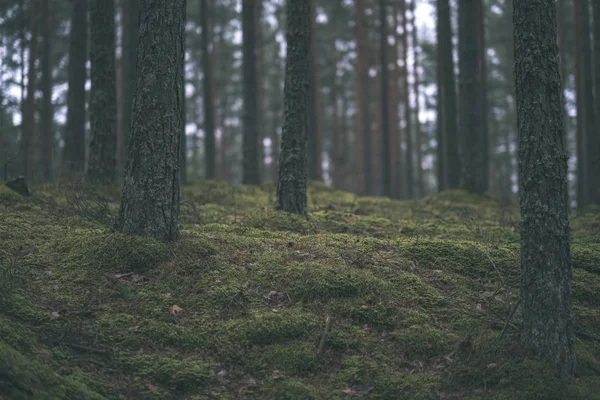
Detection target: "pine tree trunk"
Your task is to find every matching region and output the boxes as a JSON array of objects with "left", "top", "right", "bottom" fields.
[
  {"left": 436, "top": 0, "right": 460, "bottom": 189},
  {"left": 64, "top": 0, "right": 88, "bottom": 175},
  {"left": 200, "top": 0, "right": 216, "bottom": 179},
  {"left": 307, "top": 0, "right": 322, "bottom": 181},
  {"left": 276, "top": 0, "right": 310, "bottom": 217},
  {"left": 21, "top": 0, "right": 39, "bottom": 181},
  {"left": 476, "top": 1, "right": 489, "bottom": 193},
  {"left": 116, "top": 0, "right": 185, "bottom": 242},
  {"left": 40, "top": 0, "right": 53, "bottom": 181},
  {"left": 514, "top": 0, "right": 575, "bottom": 378},
  {"left": 591, "top": 1, "right": 600, "bottom": 203},
  {"left": 400, "top": 0, "right": 414, "bottom": 199},
  {"left": 379, "top": 0, "right": 391, "bottom": 197},
  {"left": 389, "top": 0, "right": 401, "bottom": 199},
  {"left": 88, "top": 0, "right": 117, "bottom": 184},
  {"left": 121, "top": 0, "right": 139, "bottom": 174},
  {"left": 556, "top": 0, "right": 568, "bottom": 152},
  {"left": 355, "top": 0, "right": 372, "bottom": 195},
  {"left": 409, "top": 0, "right": 425, "bottom": 197}
]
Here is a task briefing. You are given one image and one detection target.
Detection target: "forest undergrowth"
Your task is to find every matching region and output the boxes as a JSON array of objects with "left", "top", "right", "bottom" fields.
[{"left": 1, "top": 181, "right": 599, "bottom": 399}]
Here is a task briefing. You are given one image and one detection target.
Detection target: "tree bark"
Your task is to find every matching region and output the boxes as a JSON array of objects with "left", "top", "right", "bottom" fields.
[
  {"left": 242, "top": 0, "right": 261, "bottom": 185},
  {"left": 116, "top": 0, "right": 185, "bottom": 242},
  {"left": 379, "top": 0, "right": 391, "bottom": 197},
  {"left": 276, "top": 0, "right": 310, "bottom": 217},
  {"left": 200, "top": 0, "right": 216, "bottom": 179},
  {"left": 400, "top": 0, "right": 414, "bottom": 198},
  {"left": 64, "top": 0, "right": 88, "bottom": 175},
  {"left": 476, "top": 1, "right": 489, "bottom": 193},
  {"left": 307, "top": 0, "right": 322, "bottom": 181},
  {"left": 409, "top": 0, "right": 425, "bottom": 197},
  {"left": 355, "top": 0, "right": 372, "bottom": 195},
  {"left": 40, "top": 0, "right": 53, "bottom": 181},
  {"left": 88, "top": 0, "right": 117, "bottom": 184},
  {"left": 591, "top": 1, "right": 600, "bottom": 203},
  {"left": 514, "top": 0, "right": 575, "bottom": 378},
  {"left": 21, "top": 0, "right": 39, "bottom": 180}
]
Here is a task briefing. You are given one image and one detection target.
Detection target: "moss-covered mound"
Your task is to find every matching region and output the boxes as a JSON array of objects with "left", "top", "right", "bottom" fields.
[{"left": 1, "top": 181, "right": 599, "bottom": 399}]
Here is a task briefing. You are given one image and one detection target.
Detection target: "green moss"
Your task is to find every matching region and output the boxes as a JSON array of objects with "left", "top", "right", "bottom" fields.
[{"left": 0, "top": 185, "right": 23, "bottom": 206}]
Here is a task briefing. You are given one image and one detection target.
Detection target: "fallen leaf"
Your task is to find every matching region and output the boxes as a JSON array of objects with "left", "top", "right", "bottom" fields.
[
  {"left": 170, "top": 305, "right": 183, "bottom": 315},
  {"left": 162, "top": 293, "right": 172, "bottom": 299},
  {"left": 51, "top": 311, "right": 60, "bottom": 319},
  {"left": 476, "top": 303, "right": 483, "bottom": 312},
  {"left": 342, "top": 387, "right": 355, "bottom": 395}
]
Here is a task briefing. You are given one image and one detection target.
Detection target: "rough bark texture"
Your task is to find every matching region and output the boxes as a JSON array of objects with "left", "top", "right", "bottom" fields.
[
  {"left": 400, "top": 0, "right": 414, "bottom": 199},
  {"left": 275, "top": 0, "right": 310, "bottom": 217},
  {"left": 200, "top": 0, "right": 215, "bottom": 179},
  {"left": 64, "top": 0, "right": 88, "bottom": 174},
  {"left": 592, "top": 1, "right": 600, "bottom": 203},
  {"left": 121, "top": 0, "right": 140, "bottom": 174},
  {"left": 21, "top": 0, "right": 38, "bottom": 180},
  {"left": 513, "top": 0, "right": 575, "bottom": 378},
  {"left": 436, "top": 0, "right": 460, "bottom": 190},
  {"left": 379, "top": 0, "right": 391, "bottom": 197},
  {"left": 40, "top": 0, "right": 53, "bottom": 181},
  {"left": 458, "top": 0, "right": 485, "bottom": 193},
  {"left": 116, "top": 0, "right": 185, "bottom": 242},
  {"left": 242, "top": 0, "right": 261, "bottom": 185},
  {"left": 307, "top": 0, "right": 322, "bottom": 181},
  {"left": 409, "top": 0, "right": 425, "bottom": 197},
  {"left": 88, "top": 0, "right": 117, "bottom": 184},
  {"left": 355, "top": 0, "right": 372, "bottom": 195}
]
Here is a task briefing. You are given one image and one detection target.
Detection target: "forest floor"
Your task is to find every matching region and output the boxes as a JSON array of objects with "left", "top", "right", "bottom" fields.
[{"left": 1, "top": 180, "right": 600, "bottom": 399}]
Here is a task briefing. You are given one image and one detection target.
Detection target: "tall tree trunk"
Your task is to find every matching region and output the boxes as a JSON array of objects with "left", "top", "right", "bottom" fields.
[
  {"left": 458, "top": 0, "right": 485, "bottom": 194},
  {"left": 88, "top": 0, "right": 117, "bottom": 184},
  {"left": 276, "top": 0, "right": 310, "bottom": 216},
  {"left": 400, "top": 0, "right": 414, "bottom": 198},
  {"left": 307, "top": 0, "right": 322, "bottom": 181},
  {"left": 116, "top": 0, "right": 185, "bottom": 241},
  {"left": 514, "top": 0, "right": 575, "bottom": 378},
  {"left": 329, "top": 26, "right": 343, "bottom": 189},
  {"left": 355, "top": 0, "right": 372, "bottom": 195},
  {"left": 256, "top": 0, "right": 266, "bottom": 180},
  {"left": 556, "top": 0, "right": 568, "bottom": 151},
  {"left": 389, "top": 0, "right": 401, "bottom": 199},
  {"left": 40, "top": 0, "right": 53, "bottom": 181},
  {"left": 476, "top": 0, "right": 489, "bottom": 192},
  {"left": 242, "top": 0, "right": 261, "bottom": 185},
  {"left": 591, "top": 1, "right": 600, "bottom": 203},
  {"left": 379, "top": 0, "right": 391, "bottom": 197},
  {"left": 64, "top": 0, "right": 88, "bottom": 175},
  {"left": 409, "top": 0, "right": 425, "bottom": 197},
  {"left": 435, "top": 42, "right": 445, "bottom": 191},
  {"left": 436, "top": 0, "right": 460, "bottom": 190},
  {"left": 21, "top": 0, "right": 39, "bottom": 180},
  {"left": 121, "top": 0, "right": 139, "bottom": 175},
  {"left": 180, "top": 80, "right": 187, "bottom": 185},
  {"left": 200, "top": 0, "right": 216, "bottom": 179}
]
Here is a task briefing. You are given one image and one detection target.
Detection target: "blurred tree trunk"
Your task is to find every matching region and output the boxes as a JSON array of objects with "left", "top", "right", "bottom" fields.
[
  {"left": 40, "top": 0, "right": 53, "bottom": 181},
  {"left": 242, "top": 0, "right": 261, "bottom": 184},
  {"left": 379, "top": 0, "right": 391, "bottom": 197},
  {"left": 409, "top": 0, "right": 424, "bottom": 197},
  {"left": 200, "top": 0, "right": 216, "bottom": 179},
  {"left": 64, "top": 0, "right": 88, "bottom": 175},
  {"left": 355, "top": 0, "right": 372, "bottom": 195},
  {"left": 256, "top": 0, "right": 266, "bottom": 179},
  {"left": 388, "top": 0, "right": 400, "bottom": 199},
  {"left": 436, "top": 0, "right": 460, "bottom": 190},
  {"left": 514, "top": 0, "right": 575, "bottom": 378},
  {"left": 476, "top": 0, "right": 489, "bottom": 193},
  {"left": 21, "top": 0, "right": 38, "bottom": 180},
  {"left": 87, "top": 0, "right": 117, "bottom": 184},
  {"left": 400, "top": 0, "right": 414, "bottom": 198},
  {"left": 591, "top": 1, "right": 600, "bottom": 203},
  {"left": 276, "top": 0, "right": 310, "bottom": 216},
  {"left": 120, "top": 0, "right": 139, "bottom": 174},
  {"left": 116, "top": 0, "right": 185, "bottom": 241},
  {"left": 307, "top": 0, "right": 322, "bottom": 181}
]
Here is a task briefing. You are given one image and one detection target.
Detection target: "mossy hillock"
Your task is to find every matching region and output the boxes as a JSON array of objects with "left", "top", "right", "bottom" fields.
[{"left": 1, "top": 181, "right": 599, "bottom": 399}]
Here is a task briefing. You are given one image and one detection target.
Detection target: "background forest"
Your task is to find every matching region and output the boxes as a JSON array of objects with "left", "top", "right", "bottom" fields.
[{"left": 0, "top": 0, "right": 596, "bottom": 207}]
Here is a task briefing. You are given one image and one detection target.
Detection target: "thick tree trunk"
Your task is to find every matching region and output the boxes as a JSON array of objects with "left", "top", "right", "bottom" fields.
[
  {"left": 116, "top": 0, "right": 185, "bottom": 242},
  {"left": 64, "top": 0, "right": 88, "bottom": 175},
  {"left": 409, "top": 0, "right": 425, "bottom": 197},
  {"left": 379, "top": 0, "right": 391, "bottom": 197},
  {"left": 307, "top": 0, "right": 322, "bottom": 181},
  {"left": 355, "top": 0, "right": 372, "bottom": 195},
  {"left": 276, "top": 0, "right": 310, "bottom": 217},
  {"left": 400, "top": 0, "right": 414, "bottom": 199},
  {"left": 458, "top": 0, "right": 485, "bottom": 193},
  {"left": 40, "top": 0, "right": 53, "bottom": 181},
  {"left": 591, "top": 1, "right": 600, "bottom": 203},
  {"left": 436, "top": 0, "right": 460, "bottom": 190},
  {"left": 21, "top": 0, "right": 39, "bottom": 180},
  {"left": 514, "top": 0, "right": 575, "bottom": 378},
  {"left": 556, "top": 0, "right": 568, "bottom": 152},
  {"left": 242, "top": 0, "right": 261, "bottom": 185},
  {"left": 200, "top": 0, "right": 216, "bottom": 179},
  {"left": 88, "top": 0, "right": 117, "bottom": 184},
  {"left": 120, "top": 0, "right": 139, "bottom": 175}
]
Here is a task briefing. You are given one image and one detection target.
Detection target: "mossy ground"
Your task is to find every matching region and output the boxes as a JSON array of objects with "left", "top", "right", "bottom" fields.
[{"left": 1, "top": 181, "right": 599, "bottom": 399}]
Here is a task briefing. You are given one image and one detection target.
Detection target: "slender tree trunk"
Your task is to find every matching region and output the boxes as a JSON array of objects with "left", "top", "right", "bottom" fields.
[
  {"left": 242, "top": 0, "right": 261, "bottom": 184},
  {"left": 329, "top": 28, "right": 342, "bottom": 189},
  {"left": 40, "top": 0, "right": 53, "bottom": 181},
  {"left": 591, "top": 1, "right": 600, "bottom": 203},
  {"left": 458, "top": 0, "right": 485, "bottom": 193},
  {"left": 200, "top": 0, "right": 216, "bottom": 179},
  {"left": 116, "top": 0, "right": 185, "bottom": 241},
  {"left": 379, "top": 0, "right": 391, "bottom": 197},
  {"left": 22, "top": 0, "right": 39, "bottom": 180},
  {"left": 435, "top": 42, "right": 446, "bottom": 191},
  {"left": 121, "top": 0, "right": 139, "bottom": 174},
  {"left": 307, "top": 0, "right": 322, "bottom": 181},
  {"left": 436, "top": 0, "right": 460, "bottom": 190},
  {"left": 476, "top": 1, "right": 489, "bottom": 192},
  {"left": 400, "top": 0, "right": 414, "bottom": 198},
  {"left": 355, "top": 0, "right": 372, "bottom": 195},
  {"left": 180, "top": 80, "right": 187, "bottom": 185},
  {"left": 389, "top": 0, "right": 401, "bottom": 199},
  {"left": 514, "top": 0, "right": 575, "bottom": 378},
  {"left": 64, "top": 0, "right": 88, "bottom": 175},
  {"left": 276, "top": 0, "right": 310, "bottom": 216},
  {"left": 409, "top": 0, "right": 425, "bottom": 197}
]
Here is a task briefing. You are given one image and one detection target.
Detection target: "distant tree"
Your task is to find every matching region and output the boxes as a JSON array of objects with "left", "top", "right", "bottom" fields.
[
  {"left": 276, "top": 0, "right": 310, "bottom": 217},
  {"left": 116, "top": 0, "right": 185, "bottom": 241},
  {"left": 64, "top": 0, "right": 88, "bottom": 175},
  {"left": 400, "top": 0, "right": 414, "bottom": 198},
  {"left": 120, "top": 0, "right": 139, "bottom": 173},
  {"left": 436, "top": 0, "right": 460, "bottom": 190},
  {"left": 379, "top": 0, "right": 391, "bottom": 197},
  {"left": 592, "top": 1, "right": 600, "bottom": 203},
  {"left": 21, "top": 0, "right": 38, "bottom": 180},
  {"left": 409, "top": 0, "right": 425, "bottom": 197},
  {"left": 355, "top": 0, "right": 372, "bottom": 195},
  {"left": 307, "top": 0, "right": 322, "bottom": 182},
  {"left": 87, "top": 0, "right": 117, "bottom": 184},
  {"left": 40, "top": 0, "right": 53, "bottom": 181},
  {"left": 242, "top": 0, "right": 261, "bottom": 185},
  {"left": 200, "top": 0, "right": 216, "bottom": 180},
  {"left": 514, "top": 0, "right": 575, "bottom": 378}
]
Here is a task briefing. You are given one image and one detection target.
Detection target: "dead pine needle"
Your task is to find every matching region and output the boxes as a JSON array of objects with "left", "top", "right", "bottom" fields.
[{"left": 317, "top": 315, "right": 332, "bottom": 358}]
